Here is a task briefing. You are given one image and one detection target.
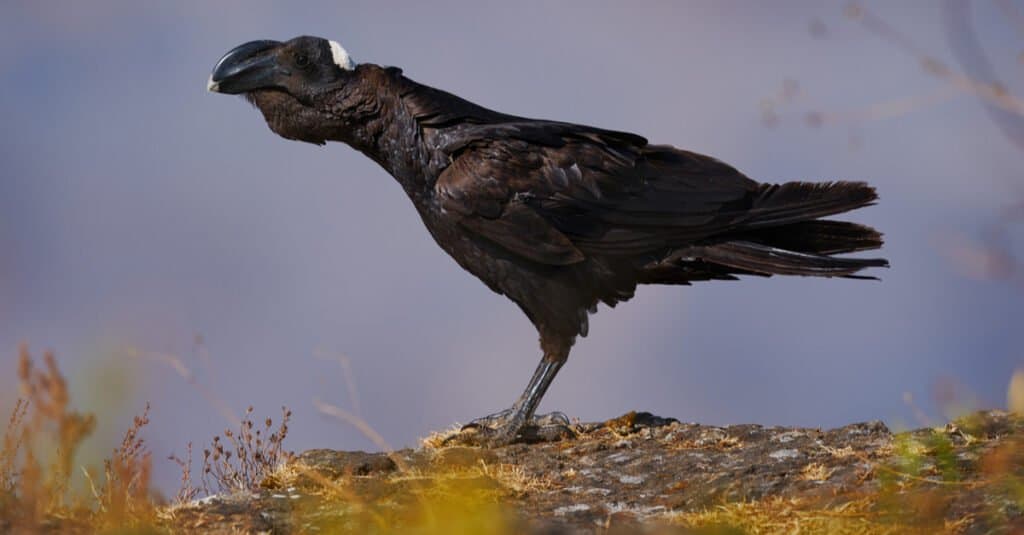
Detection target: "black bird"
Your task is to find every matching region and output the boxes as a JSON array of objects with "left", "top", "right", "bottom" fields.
[{"left": 208, "top": 36, "right": 888, "bottom": 445}]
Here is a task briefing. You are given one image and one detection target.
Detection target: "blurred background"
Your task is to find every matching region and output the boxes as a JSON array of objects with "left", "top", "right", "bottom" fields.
[{"left": 1, "top": 0, "right": 1022, "bottom": 495}]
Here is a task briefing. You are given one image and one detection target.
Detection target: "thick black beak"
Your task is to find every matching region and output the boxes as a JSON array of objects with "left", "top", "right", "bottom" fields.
[{"left": 208, "top": 40, "right": 285, "bottom": 94}]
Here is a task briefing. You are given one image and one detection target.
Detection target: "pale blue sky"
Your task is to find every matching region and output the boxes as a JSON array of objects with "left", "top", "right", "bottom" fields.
[{"left": 1, "top": 1, "right": 1021, "bottom": 494}]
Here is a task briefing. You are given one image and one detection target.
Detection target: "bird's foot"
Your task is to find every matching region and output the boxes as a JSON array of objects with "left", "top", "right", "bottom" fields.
[
  {"left": 444, "top": 409, "right": 576, "bottom": 447},
  {"left": 466, "top": 409, "right": 573, "bottom": 433}
]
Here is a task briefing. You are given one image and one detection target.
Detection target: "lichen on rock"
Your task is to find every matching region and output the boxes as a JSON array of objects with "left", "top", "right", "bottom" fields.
[{"left": 163, "top": 410, "right": 1024, "bottom": 534}]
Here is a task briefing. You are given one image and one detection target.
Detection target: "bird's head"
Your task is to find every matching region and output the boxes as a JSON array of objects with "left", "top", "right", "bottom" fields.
[
  {"left": 208, "top": 36, "right": 358, "bottom": 144},
  {"left": 208, "top": 36, "right": 355, "bottom": 102}
]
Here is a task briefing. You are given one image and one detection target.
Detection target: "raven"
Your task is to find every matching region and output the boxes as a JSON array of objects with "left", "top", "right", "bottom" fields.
[{"left": 209, "top": 36, "right": 887, "bottom": 445}]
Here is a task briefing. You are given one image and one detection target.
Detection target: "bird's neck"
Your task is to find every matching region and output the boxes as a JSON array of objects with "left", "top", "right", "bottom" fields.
[
  {"left": 249, "top": 65, "right": 436, "bottom": 198},
  {"left": 319, "top": 65, "right": 436, "bottom": 198}
]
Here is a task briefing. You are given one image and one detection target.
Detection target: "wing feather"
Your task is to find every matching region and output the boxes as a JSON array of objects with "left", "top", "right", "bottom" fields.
[{"left": 432, "top": 121, "right": 829, "bottom": 262}]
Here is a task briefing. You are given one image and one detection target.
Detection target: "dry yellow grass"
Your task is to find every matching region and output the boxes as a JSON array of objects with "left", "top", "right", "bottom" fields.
[
  {"left": 419, "top": 423, "right": 465, "bottom": 449},
  {"left": 476, "top": 461, "right": 554, "bottom": 495},
  {"left": 664, "top": 495, "right": 970, "bottom": 535},
  {"left": 798, "top": 462, "right": 835, "bottom": 482},
  {"left": 1, "top": 345, "right": 157, "bottom": 531},
  {"left": 1, "top": 399, "right": 27, "bottom": 494},
  {"left": 90, "top": 403, "right": 155, "bottom": 528},
  {"left": 256, "top": 452, "right": 523, "bottom": 535}
]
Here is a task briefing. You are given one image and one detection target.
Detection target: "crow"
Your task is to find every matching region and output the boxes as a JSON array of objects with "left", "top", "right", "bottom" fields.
[{"left": 208, "top": 36, "right": 887, "bottom": 445}]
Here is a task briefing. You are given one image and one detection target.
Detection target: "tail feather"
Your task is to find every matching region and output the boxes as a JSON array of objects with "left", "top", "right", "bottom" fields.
[
  {"left": 744, "top": 181, "right": 878, "bottom": 228},
  {"left": 695, "top": 180, "right": 888, "bottom": 279},
  {"left": 636, "top": 179, "right": 889, "bottom": 283},
  {"left": 740, "top": 220, "right": 883, "bottom": 255},
  {"left": 692, "top": 240, "right": 888, "bottom": 279}
]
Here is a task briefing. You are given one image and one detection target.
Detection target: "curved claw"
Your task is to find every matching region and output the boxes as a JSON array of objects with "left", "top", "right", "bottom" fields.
[
  {"left": 533, "top": 411, "right": 571, "bottom": 428},
  {"left": 461, "top": 408, "right": 516, "bottom": 431}
]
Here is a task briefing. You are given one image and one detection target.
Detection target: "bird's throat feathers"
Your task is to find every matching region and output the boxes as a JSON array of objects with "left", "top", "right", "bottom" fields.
[
  {"left": 243, "top": 88, "right": 344, "bottom": 146},
  {"left": 239, "top": 66, "right": 373, "bottom": 146},
  {"left": 243, "top": 66, "right": 420, "bottom": 153}
]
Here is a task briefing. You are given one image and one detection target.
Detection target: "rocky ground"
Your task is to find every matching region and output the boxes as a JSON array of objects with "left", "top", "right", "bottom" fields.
[{"left": 162, "top": 410, "right": 1024, "bottom": 534}]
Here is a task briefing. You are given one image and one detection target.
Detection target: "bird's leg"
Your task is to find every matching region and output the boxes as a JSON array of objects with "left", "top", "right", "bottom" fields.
[{"left": 461, "top": 353, "right": 574, "bottom": 446}]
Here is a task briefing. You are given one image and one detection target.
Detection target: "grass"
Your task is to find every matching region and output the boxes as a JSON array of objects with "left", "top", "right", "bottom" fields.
[
  {"left": 200, "top": 405, "right": 293, "bottom": 495},
  {"left": 419, "top": 422, "right": 465, "bottom": 450},
  {"left": 1, "top": 344, "right": 1022, "bottom": 533},
  {"left": 83, "top": 403, "right": 155, "bottom": 530},
  {"left": 0, "top": 345, "right": 293, "bottom": 532},
  {"left": 2, "top": 345, "right": 100, "bottom": 530},
  {"left": 667, "top": 495, "right": 916, "bottom": 535},
  {"left": 256, "top": 454, "right": 530, "bottom": 534}
]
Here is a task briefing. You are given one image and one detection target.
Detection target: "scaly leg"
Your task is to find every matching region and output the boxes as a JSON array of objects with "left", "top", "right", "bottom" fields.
[{"left": 459, "top": 354, "right": 575, "bottom": 446}]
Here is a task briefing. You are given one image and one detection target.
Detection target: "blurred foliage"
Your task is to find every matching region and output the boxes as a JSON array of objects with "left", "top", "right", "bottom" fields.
[{"left": 1, "top": 345, "right": 156, "bottom": 532}]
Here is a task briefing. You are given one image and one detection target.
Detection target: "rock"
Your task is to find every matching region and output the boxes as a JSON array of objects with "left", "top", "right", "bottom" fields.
[
  {"left": 295, "top": 449, "right": 398, "bottom": 477},
  {"left": 767, "top": 448, "right": 800, "bottom": 461},
  {"left": 159, "top": 410, "right": 1024, "bottom": 534}
]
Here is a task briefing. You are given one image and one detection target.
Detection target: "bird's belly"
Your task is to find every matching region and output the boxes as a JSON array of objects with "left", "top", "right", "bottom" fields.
[
  {"left": 415, "top": 208, "right": 616, "bottom": 342},
  {"left": 420, "top": 214, "right": 524, "bottom": 297}
]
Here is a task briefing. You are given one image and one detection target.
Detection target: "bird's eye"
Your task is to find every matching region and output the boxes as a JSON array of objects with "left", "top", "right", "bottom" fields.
[{"left": 295, "top": 54, "right": 310, "bottom": 67}]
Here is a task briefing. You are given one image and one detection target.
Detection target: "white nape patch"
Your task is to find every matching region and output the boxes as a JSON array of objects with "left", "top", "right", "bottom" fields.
[{"left": 328, "top": 40, "right": 355, "bottom": 70}]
